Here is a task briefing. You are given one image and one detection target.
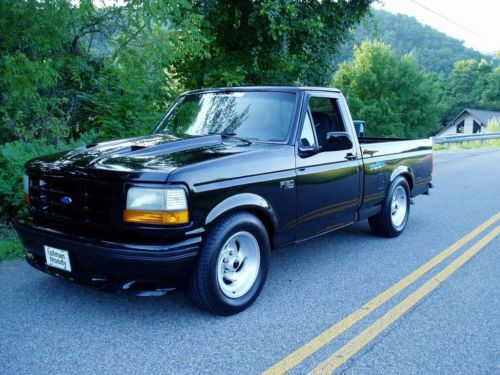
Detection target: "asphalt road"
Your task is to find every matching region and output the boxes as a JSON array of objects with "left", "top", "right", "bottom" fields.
[{"left": 1, "top": 148, "right": 499, "bottom": 375}]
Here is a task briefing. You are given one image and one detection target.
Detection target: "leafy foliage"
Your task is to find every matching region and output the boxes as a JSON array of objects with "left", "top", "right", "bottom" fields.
[
  {"left": 0, "top": 0, "right": 375, "bottom": 144},
  {"left": 333, "top": 42, "right": 441, "bottom": 138},
  {"left": 178, "top": 0, "right": 373, "bottom": 87},
  {"left": 0, "top": 0, "right": 208, "bottom": 144},
  {"left": 439, "top": 59, "right": 500, "bottom": 123},
  {"left": 0, "top": 135, "right": 95, "bottom": 218}
]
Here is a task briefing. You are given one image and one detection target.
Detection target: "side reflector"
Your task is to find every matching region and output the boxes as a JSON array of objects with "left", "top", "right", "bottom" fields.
[
  {"left": 24, "top": 192, "right": 30, "bottom": 204},
  {"left": 123, "top": 210, "right": 189, "bottom": 225}
]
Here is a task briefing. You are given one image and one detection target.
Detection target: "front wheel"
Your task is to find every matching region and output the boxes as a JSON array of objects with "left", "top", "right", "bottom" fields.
[
  {"left": 188, "top": 212, "right": 270, "bottom": 315},
  {"left": 369, "top": 176, "right": 410, "bottom": 237}
]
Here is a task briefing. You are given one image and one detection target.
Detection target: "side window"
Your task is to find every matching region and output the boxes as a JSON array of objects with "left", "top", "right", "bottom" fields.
[
  {"left": 299, "top": 114, "right": 316, "bottom": 148},
  {"left": 309, "top": 97, "right": 345, "bottom": 149}
]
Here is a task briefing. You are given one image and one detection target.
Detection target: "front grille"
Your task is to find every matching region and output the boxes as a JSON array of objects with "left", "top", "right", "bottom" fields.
[{"left": 29, "top": 175, "right": 123, "bottom": 227}]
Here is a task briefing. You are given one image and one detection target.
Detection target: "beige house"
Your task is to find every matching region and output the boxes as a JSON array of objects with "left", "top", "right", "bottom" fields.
[{"left": 437, "top": 108, "right": 500, "bottom": 136}]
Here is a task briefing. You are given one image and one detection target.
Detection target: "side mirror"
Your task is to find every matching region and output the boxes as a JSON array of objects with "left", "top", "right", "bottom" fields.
[
  {"left": 325, "top": 132, "right": 353, "bottom": 151},
  {"left": 353, "top": 121, "right": 366, "bottom": 138},
  {"left": 298, "top": 145, "right": 318, "bottom": 157}
]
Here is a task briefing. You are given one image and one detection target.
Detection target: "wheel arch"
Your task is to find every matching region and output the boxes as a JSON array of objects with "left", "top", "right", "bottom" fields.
[
  {"left": 390, "top": 165, "right": 414, "bottom": 192},
  {"left": 205, "top": 193, "right": 278, "bottom": 249}
]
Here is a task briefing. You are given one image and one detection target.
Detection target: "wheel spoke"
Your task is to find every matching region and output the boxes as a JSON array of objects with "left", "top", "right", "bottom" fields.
[{"left": 223, "top": 273, "right": 238, "bottom": 283}]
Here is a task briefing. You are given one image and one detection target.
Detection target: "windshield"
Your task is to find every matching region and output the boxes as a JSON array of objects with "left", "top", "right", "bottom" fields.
[{"left": 155, "top": 91, "right": 296, "bottom": 142}]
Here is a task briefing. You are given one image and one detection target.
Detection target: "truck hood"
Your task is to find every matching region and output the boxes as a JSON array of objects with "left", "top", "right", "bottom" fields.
[{"left": 25, "top": 134, "right": 278, "bottom": 182}]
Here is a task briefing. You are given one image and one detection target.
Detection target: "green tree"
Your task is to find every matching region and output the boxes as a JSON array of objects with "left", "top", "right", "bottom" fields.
[
  {"left": 333, "top": 41, "right": 440, "bottom": 138},
  {"left": 0, "top": 0, "right": 375, "bottom": 142},
  {"left": 439, "top": 59, "right": 500, "bottom": 123},
  {"left": 178, "top": 0, "right": 374, "bottom": 87},
  {"left": 0, "top": 0, "right": 208, "bottom": 143}
]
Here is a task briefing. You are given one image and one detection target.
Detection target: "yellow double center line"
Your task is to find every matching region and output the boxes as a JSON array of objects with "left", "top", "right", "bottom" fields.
[
  {"left": 263, "top": 212, "right": 500, "bottom": 375},
  {"left": 311, "top": 225, "right": 499, "bottom": 374}
]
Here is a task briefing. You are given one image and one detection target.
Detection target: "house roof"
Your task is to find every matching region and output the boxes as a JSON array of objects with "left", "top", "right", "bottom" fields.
[
  {"left": 461, "top": 108, "right": 500, "bottom": 125},
  {"left": 438, "top": 108, "right": 500, "bottom": 135}
]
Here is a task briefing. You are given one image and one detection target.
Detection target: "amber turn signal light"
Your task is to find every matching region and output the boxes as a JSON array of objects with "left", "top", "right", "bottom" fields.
[{"left": 123, "top": 210, "right": 189, "bottom": 225}]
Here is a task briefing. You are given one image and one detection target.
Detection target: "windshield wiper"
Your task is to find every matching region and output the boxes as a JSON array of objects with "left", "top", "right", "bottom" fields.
[{"left": 210, "top": 132, "right": 252, "bottom": 145}]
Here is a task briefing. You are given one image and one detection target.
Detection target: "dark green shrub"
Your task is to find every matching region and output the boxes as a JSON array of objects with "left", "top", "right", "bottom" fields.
[{"left": 0, "top": 134, "right": 95, "bottom": 220}]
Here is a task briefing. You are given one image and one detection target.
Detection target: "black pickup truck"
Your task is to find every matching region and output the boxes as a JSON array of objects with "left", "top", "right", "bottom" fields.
[{"left": 15, "top": 87, "right": 433, "bottom": 315}]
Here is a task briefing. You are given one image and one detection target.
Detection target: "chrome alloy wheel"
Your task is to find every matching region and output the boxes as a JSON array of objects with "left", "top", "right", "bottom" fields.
[
  {"left": 217, "top": 231, "right": 261, "bottom": 299},
  {"left": 391, "top": 185, "right": 408, "bottom": 227}
]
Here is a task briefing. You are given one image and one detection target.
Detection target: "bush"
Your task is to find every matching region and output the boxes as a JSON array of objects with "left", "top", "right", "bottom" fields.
[{"left": 0, "top": 134, "right": 95, "bottom": 220}]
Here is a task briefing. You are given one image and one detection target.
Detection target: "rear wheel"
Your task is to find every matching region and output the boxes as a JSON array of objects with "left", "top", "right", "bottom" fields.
[
  {"left": 188, "top": 212, "right": 270, "bottom": 315},
  {"left": 369, "top": 176, "right": 410, "bottom": 237}
]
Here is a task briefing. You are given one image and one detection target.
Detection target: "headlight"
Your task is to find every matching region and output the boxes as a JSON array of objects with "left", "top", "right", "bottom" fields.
[
  {"left": 123, "top": 187, "right": 189, "bottom": 225},
  {"left": 23, "top": 174, "right": 30, "bottom": 203}
]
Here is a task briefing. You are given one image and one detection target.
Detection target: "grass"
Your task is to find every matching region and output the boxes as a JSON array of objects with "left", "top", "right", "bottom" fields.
[
  {"left": 433, "top": 139, "right": 500, "bottom": 151},
  {"left": 0, "top": 225, "right": 24, "bottom": 261}
]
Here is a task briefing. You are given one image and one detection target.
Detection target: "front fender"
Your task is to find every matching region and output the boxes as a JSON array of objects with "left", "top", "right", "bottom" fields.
[{"left": 205, "top": 193, "right": 278, "bottom": 231}]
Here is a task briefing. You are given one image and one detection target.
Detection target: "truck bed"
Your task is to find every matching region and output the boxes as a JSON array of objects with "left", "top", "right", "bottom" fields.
[
  {"left": 358, "top": 137, "right": 412, "bottom": 144},
  {"left": 359, "top": 137, "right": 432, "bottom": 158},
  {"left": 357, "top": 136, "right": 433, "bottom": 220}
]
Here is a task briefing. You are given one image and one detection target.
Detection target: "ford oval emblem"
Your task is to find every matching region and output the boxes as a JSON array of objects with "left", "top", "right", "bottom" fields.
[{"left": 60, "top": 196, "right": 72, "bottom": 205}]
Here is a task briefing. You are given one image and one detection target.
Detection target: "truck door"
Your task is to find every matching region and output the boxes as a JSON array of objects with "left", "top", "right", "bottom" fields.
[{"left": 295, "top": 92, "right": 362, "bottom": 240}]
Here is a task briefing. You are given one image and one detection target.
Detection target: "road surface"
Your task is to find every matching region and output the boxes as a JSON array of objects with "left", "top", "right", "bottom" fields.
[{"left": 1, "top": 148, "right": 499, "bottom": 374}]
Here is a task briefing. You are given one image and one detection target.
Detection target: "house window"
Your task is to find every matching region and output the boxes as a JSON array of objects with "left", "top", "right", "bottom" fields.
[
  {"left": 456, "top": 120, "right": 464, "bottom": 133},
  {"left": 473, "top": 120, "right": 481, "bottom": 133}
]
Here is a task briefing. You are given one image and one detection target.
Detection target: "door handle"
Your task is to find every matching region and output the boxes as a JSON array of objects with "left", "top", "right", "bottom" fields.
[{"left": 345, "top": 153, "right": 357, "bottom": 161}]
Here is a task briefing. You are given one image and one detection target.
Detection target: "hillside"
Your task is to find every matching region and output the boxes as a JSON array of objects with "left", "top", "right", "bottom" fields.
[{"left": 336, "top": 9, "right": 489, "bottom": 74}]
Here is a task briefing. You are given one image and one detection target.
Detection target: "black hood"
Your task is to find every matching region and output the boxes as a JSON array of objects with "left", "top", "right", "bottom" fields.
[{"left": 25, "top": 134, "right": 258, "bottom": 182}]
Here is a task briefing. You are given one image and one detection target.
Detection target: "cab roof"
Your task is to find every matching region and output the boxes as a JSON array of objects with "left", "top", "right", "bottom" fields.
[{"left": 183, "top": 86, "right": 341, "bottom": 95}]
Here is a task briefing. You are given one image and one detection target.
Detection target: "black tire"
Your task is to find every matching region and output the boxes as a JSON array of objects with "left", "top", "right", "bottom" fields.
[
  {"left": 369, "top": 176, "right": 411, "bottom": 237},
  {"left": 188, "top": 212, "right": 270, "bottom": 315}
]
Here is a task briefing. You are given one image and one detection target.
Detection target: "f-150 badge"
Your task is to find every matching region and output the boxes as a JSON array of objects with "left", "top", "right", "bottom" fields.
[{"left": 280, "top": 180, "right": 295, "bottom": 190}]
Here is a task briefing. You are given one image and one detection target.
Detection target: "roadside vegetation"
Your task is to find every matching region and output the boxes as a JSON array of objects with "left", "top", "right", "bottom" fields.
[
  {"left": 0, "top": 0, "right": 498, "bottom": 260},
  {"left": 0, "top": 224, "right": 24, "bottom": 260},
  {"left": 433, "top": 140, "right": 500, "bottom": 151}
]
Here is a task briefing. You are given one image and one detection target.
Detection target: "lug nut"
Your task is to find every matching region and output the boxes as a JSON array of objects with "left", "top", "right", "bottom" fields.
[{"left": 223, "top": 258, "right": 229, "bottom": 263}]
